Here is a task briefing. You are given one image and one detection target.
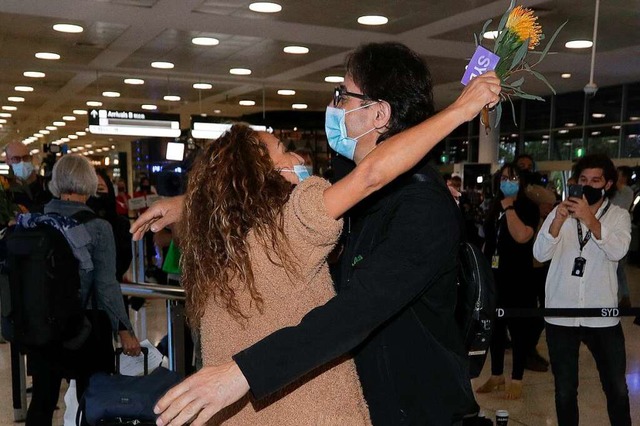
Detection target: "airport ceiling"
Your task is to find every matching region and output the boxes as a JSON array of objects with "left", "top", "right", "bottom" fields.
[{"left": 1, "top": 0, "right": 639, "bottom": 149}]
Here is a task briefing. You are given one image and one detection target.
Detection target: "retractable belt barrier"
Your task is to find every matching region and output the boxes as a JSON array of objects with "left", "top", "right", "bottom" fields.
[{"left": 497, "top": 307, "right": 640, "bottom": 318}]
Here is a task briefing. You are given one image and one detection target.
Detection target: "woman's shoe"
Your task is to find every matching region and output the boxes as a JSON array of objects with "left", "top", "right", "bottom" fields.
[
  {"left": 475, "top": 376, "right": 505, "bottom": 393},
  {"left": 504, "top": 380, "right": 523, "bottom": 400}
]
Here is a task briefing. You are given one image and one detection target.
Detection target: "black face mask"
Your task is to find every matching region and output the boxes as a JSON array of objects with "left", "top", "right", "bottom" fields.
[
  {"left": 583, "top": 185, "right": 605, "bottom": 205},
  {"left": 87, "top": 193, "right": 116, "bottom": 218}
]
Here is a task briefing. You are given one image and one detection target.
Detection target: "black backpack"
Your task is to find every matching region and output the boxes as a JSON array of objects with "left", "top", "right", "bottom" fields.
[
  {"left": 2, "top": 210, "right": 97, "bottom": 349},
  {"left": 456, "top": 240, "right": 496, "bottom": 378},
  {"left": 412, "top": 172, "right": 496, "bottom": 379}
]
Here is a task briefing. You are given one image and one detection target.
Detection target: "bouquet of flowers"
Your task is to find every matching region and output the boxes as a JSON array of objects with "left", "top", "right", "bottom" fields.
[{"left": 475, "top": 0, "right": 567, "bottom": 132}]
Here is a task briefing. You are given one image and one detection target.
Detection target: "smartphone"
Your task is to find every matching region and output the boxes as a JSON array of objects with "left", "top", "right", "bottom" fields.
[{"left": 568, "top": 184, "right": 583, "bottom": 198}]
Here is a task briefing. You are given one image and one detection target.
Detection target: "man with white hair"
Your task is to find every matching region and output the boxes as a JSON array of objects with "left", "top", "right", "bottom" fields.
[{"left": 4, "top": 141, "right": 50, "bottom": 212}]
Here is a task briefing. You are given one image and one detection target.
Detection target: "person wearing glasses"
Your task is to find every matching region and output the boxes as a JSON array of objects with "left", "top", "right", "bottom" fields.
[
  {"left": 132, "top": 42, "right": 501, "bottom": 426},
  {"left": 477, "top": 163, "right": 539, "bottom": 400},
  {"left": 4, "top": 141, "right": 51, "bottom": 214}
]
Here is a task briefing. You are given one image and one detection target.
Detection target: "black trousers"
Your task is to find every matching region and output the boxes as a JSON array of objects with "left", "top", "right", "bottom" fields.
[{"left": 26, "top": 310, "right": 114, "bottom": 425}]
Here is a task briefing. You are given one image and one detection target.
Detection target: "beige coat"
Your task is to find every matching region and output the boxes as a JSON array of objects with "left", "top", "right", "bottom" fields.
[{"left": 200, "top": 177, "right": 371, "bottom": 425}]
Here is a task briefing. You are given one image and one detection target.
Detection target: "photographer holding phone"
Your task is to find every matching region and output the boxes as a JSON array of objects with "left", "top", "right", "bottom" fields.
[{"left": 533, "top": 154, "right": 632, "bottom": 426}]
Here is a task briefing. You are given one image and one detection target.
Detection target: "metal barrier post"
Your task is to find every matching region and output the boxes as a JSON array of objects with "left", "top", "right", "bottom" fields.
[
  {"left": 133, "top": 305, "right": 147, "bottom": 342},
  {"left": 10, "top": 344, "right": 27, "bottom": 421},
  {"left": 166, "top": 300, "right": 187, "bottom": 376},
  {"left": 137, "top": 238, "right": 145, "bottom": 282}
]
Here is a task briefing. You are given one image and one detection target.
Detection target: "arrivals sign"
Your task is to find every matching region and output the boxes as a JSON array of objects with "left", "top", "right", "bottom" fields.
[{"left": 88, "top": 109, "right": 181, "bottom": 137}]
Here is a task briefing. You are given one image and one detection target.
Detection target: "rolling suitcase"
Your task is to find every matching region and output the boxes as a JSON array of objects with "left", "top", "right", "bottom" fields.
[{"left": 77, "top": 347, "right": 182, "bottom": 425}]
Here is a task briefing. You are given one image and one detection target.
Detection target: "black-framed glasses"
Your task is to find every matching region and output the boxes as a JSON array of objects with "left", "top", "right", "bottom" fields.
[
  {"left": 9, "top": 154, "right": 31, "bottom": 163},
  {"left": 333, "top": 85, "right": 371, "bottom": 107}
]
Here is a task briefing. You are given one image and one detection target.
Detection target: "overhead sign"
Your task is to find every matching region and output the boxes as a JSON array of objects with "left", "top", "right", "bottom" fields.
[
  {"left": 89, "top": 109, "right": 181, "bottom": 137},
  {"left": 190, "top": 115, "right": 267, "bottom": 139}
]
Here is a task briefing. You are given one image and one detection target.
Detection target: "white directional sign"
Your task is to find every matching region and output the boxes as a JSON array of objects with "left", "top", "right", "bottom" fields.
[{"left": 89, "top": 109, "right": 181, "bottom": 137}]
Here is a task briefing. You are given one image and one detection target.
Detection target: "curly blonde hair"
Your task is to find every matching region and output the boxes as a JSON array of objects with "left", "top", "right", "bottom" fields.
[{"left": 179, "top": 124, "right": 295, "bottom": 327}]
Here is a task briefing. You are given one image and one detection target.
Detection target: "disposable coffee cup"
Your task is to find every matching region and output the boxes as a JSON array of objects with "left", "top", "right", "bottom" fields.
[{"left": 496, "top": 409, "right": 509, "bottom": 425}]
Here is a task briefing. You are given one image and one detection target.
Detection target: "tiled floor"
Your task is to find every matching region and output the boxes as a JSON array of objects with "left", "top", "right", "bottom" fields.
[{"left": 1, "top": 267, "right": 639, "bottom": 425}]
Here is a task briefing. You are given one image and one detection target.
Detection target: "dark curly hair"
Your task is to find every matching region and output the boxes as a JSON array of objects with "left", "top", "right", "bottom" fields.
[
  {"left": 179, "top": 124, "right": 296, "bottom": 326},
  {"left": 346, "top": 42, "right": 435, "bottom": 144}
]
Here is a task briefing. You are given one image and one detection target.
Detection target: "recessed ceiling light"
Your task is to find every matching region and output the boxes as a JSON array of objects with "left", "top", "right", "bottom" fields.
[
  {"left": 68, "top": 135, "right": 78, "bottom": 139},
  {"left": 192, "top": 37, "right": 219, "bottom": 46},
  {"left": 283, "top": 46, "right": 309, "bottom": 54},
  {"left": 542, "top": 135, "right": 550, "bottom": 139},
  {"left": 124, "top": 78, "right": 145, "bottom": 85},
  {"left": 213, "top": 109, "right": 221, "bottom": 114},
  {"left": 151, "top": 61, "right": 174, "bottom": 69},
  {"left": 8, "top": 97, "right": 25, "bottom": 102},
  {"left": 53, "top": 121, "right": 66, "bottom": 126},
  {"left": 76, "top": 131, "right": 86, "bottom": 136},
  {"left": 15, "top": 86, "right": 34, "bottom": 92},
  {"left": 163, "top": 95, "right": 181, "bottom": 102},
  {"left": 0, "top": 113, "right": 12, "bottom": 118},
  {"left": 612, "top": 125, "right": 621, "bottom": 130},
  {"left": 230, "top": 68, "right": 252, "bottom": 76},
  {"left": 63, "top": 116, "right": 76, "bottom": 121},
  {"left": 357, "top": 15, "right": 389, "bottom": 25},
  {"left": 2, "top": 106, "right": 17, "bottom": 111},
  {"left": 34, "top": 134, "right": 44, "bottom": 138},
  {"left": 483, "top": 31, "right": 499, "bottom": 40},
  {"left": 84, "top": 144, "right": 92, "bottom": 148},
  {"left": 86, "top": 101, "right": 102, "bottom": 107},
  {"left": 193, "top": 83, "right": 213, "bottom": 90},
  {"left": 591, "top": 131, "right": 601, "bottom": 136},
  {"left": 324, "top": 76, "right": 344, "bottom": 83},
  {"left": 511, "top": 134, "right": 518, "bottom": 137},
  {"left": 87, "top": 150, "right": 94, "bottom": 154},
  {"left": 592, "top": 113, "right": 606, "bottom": 118},
  {"left": 561, "top": 73, "right": 572, "bottom": 79},
  {"left": 102, "top": 91, "right": 120, "bottom": 98},
  {"left": 630, "top": 116, "right": 640, "bottom": 121},
  {"left": 565, "top": 40, "right": 593, "bottom": 49},
  {"left": 23, "top": 71, "right": 45, "bottom": 78},
  {"left": 73, "top": 109, "right": 87, "bottom": 115},
  {"left": 53, "top": 23, "right": 84, "bottom": 33},
  {"left": 239, "top": 100, "right": 256, "bottom": 106},
  {"left": 46, "top": 126, "right": 57, "bottom": 130},
  {"left": 35, "top": 52, "right": 60, "bottom": 60},
  {"left": 249, "top": 2, "right": 282, "bottom": 13},
  {"left": 278, "top": 89, "right": 296, "bottom": 96},
  {"left": 39, "top": 130, "right": 50, "bottom": 134},
  {"left": 292, "top": 103, "right": 308, "bottom": 109},
  {"left": 565, "top": 122, "right": 577, "bottom": 127},
  {"left": 141, "top": 104, "right": 157, "bottom": 110},
  {"left": 0, "top": 119, "right": 6, "bottom": 124}
]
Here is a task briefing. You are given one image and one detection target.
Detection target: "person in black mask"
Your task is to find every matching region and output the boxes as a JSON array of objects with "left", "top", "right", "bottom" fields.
[
  {"left": 87, "top": 169, "right": 133, "bottom": 283},
  {"left": 533, "top": 154, "right": 632, "bottom": 426}
]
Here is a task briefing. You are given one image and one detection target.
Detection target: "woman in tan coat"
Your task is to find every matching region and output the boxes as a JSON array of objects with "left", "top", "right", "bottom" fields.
[{"left": 131, "top": 72, "right": 501, "bottom": 425}]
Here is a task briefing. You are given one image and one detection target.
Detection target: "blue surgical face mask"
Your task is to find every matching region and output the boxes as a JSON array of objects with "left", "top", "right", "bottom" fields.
[
  {"left": 325, "top": 104, "right": 378, "bottom": 160},
  {"left": 11, "top": 161, "right": 35, "bottom": 181},
  {"left": 280, "top": 164, "right": 311, "bottom": 183},
  {"left": 500, "top": 180, "right": 520, "bottom": 198}
]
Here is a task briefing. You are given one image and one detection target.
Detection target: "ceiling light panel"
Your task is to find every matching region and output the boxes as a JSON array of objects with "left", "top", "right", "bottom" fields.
[
  {"left": 249, "top": 2, "right": 282, "bottom": 13},
  {"left": 53, "top": 23, "right": 84, "bottom": 33}
]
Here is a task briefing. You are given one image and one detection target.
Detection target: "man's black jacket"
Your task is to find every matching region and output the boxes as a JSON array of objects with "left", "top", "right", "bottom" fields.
[{"left": 234, "top": 164, "right": 477, "bottom": 425}]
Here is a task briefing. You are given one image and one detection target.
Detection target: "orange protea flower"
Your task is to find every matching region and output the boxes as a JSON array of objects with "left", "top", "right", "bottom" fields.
[{"left": 506, "top": 6, "right": 542, "bottom": 48}]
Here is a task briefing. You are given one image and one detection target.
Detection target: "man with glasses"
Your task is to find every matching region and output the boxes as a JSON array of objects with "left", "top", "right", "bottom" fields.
[{"left": 4, "top": 141, "right": 50, "bottom": 214}]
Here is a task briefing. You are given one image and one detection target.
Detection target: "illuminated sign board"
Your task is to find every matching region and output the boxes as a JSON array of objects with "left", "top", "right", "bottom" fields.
[
  {"left": 89, "top": 109, "right": 181, "bottom": 137},
  {"left": 190, "top": 116, "right": 266, "bottom": 139}
]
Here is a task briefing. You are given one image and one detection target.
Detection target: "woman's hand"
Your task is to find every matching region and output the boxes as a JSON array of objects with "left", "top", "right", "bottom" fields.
[
  {"left": 119, "top": 330, "right": 142, "bottom": 356},
  {"left": 154, "top": 361, "right": 250, "bottom": 426},
  {"left": 450, "top": 72, "right": 502, "bottom": 122},
  {"left": 130, "top": 195, "right": 185, "bottom": 241}
]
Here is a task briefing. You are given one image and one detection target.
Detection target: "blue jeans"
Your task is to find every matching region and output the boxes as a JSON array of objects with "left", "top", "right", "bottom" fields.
[{"left": 546, "top": 323, "right": 631, "bottom": 426}]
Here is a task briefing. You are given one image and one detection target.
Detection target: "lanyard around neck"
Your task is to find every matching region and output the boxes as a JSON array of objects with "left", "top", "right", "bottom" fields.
[{"left": 576, "top": 201, "right": 610, "bottom": 251}]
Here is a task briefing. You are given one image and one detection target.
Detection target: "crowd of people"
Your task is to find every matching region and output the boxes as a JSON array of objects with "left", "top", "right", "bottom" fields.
[{"left": 0, "top": 40, "right": 637, "bottom": 426}]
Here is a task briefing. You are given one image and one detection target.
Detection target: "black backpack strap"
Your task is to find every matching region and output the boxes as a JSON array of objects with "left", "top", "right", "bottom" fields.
[
  {"left": 70, "top": 210, "right": 98, "bottom": 225},
  {"left": 412, "top": 172, "right": 468, "bottom": 242}
]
